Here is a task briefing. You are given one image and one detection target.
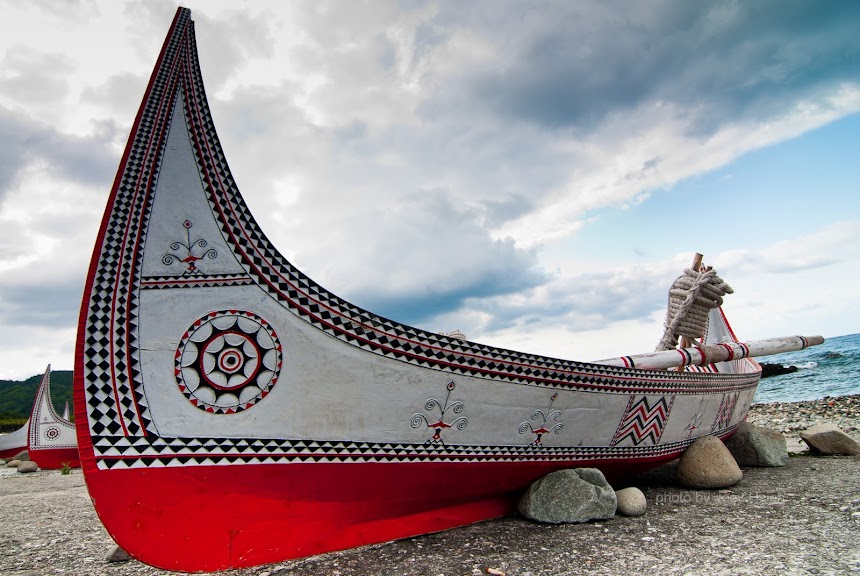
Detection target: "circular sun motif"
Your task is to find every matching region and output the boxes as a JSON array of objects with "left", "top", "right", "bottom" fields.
[
  {"left": 175, "top": 311, "right": 282, "bottom": 413},
  {"left": 44, "top": 426, "right": 61, "bottom": 441}
]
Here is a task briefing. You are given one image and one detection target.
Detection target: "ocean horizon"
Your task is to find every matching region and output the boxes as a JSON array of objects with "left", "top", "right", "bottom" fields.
[{"left": 753, "top": 332, "right": 860, "bottom": 404}]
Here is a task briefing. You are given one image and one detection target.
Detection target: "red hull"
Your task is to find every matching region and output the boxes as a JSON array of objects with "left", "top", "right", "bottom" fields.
[
  {"left": 0, "top": 445, "right": 27, "bottom": 460},
  {"left": 28, "top": 447, "right": 81, "bottom": 470},
  {"left": 84, "top": 456, "right": 677, "bottom": 572}
]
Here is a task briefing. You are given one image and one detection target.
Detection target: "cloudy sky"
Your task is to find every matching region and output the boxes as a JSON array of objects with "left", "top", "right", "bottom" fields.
[{"left": 0, "top": 0, "right": 858, "bottom": 379}]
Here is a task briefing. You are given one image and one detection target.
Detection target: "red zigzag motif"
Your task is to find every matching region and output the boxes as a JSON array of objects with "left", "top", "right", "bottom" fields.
[
  {"left": 711, "top": 392, "right": 739, "bottom": 432},
  {"left": 611, "top": 395, "right": 675, "bottom": 446}
]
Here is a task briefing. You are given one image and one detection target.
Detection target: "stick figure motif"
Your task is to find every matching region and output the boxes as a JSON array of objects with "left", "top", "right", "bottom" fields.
[
  {"left": 519, "top": 392, "right": 563, "bottom": 445},
  {"left": 685, "top": 398, "right": 705, "bottom": 439},
  {"left": 738, "top": 394, "right": 753, "bottom": 419},
  {"left": 685, "top": 412, "right": 703, "bottom": 438},
  {"left": 411, "top": 380, "right": 468, "bottom": 444},
  {"left": 162, "top": 220, "right": 217, "bottom": 275}
]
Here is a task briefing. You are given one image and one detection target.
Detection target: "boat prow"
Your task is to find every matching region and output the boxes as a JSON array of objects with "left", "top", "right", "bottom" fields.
[
  {"left": 74, "top": 8, "right": 822, "bottom": 572},
  {"left": 1, "top": 365, "right": 78, "bottom": 466},
  {"left": 28, "top": 365, "right": 79, "bottom": 470}
]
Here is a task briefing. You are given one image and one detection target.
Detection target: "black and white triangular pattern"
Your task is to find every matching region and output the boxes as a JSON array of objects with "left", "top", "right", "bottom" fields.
[
  {"left": 141, "top": 273, "right": 253, "bottom": 290},
  {"left": 90, "top": 427, "right": 741, "bottom": 470}
]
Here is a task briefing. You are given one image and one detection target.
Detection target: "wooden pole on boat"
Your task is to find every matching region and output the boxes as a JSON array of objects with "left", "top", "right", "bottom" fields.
[
  {"left": 676, "top": 252, "right": 704, "bottom": 371},
  {"left": 594, "top": 334, "right": 825, "bottom": 370}
]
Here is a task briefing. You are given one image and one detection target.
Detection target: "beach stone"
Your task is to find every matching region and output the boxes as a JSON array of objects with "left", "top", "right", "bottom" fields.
[
  {"left": 0, "top": 459, "right": 5, "bottom": 466},
  {"left": 615, "top": 487, "right": 647, "bottom": 516},
  {"left": 676, "top": 436, "right": 743, "bottom": 489},
  {"left": 724, "top": 421, "right": 789, "bottom": 466},
  {"left": 7, "top": 459, "right": 21, "bottom": 468},
  {"left": 800, "top": 422, "right": 860, "bottom": 455},
  {"left": 518, "top": 468, "right": 616, "bottom": 523},
  {"left": 106, "top": 543, "right": 133, "bottom": 563},
  {"left": 17, "top": 461, "right": 39, "bottom": 473},
  {"left": 13, "top": 450, "right": 29, "bottom": 461}
]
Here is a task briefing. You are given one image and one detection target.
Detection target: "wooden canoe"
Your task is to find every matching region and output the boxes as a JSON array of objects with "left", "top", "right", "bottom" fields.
[
  {"left": 73, "top": 7, "right": 821, "bottom": 571},
  {"left": 28, "top": 365, "right": 80, "bottom": 470},
  {"left": 0, "top": 365, "right": 78, "bottom": 467}
]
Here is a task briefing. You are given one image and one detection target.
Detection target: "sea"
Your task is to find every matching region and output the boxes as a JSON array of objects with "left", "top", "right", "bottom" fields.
[{"left": 752, "top": 332, "right": 860, "bottom": 404}]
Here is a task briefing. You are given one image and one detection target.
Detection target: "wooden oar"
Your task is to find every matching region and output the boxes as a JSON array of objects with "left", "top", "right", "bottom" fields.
[{"left": 594, "top": 334, "right": 824, "bottom": 370}]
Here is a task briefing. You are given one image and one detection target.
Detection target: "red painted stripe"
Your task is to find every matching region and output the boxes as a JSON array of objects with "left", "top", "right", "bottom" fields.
[
  {"left": 75, "top": 8, "right": 187, "bottom": 471},
  {"left": 117, "top": 25, "right": 189, "bottom": 435},
  {"left": 718, "top": 343, "right": 734, "bottom": 361}
]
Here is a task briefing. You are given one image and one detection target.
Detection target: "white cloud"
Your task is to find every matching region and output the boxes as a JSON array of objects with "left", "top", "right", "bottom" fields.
[
  {"left": 0, "top": 0, "right": 858, "bottom": 379},
  {"left": 444, "top": 222, "right": 859, "bottom": 361},
  {"left": 0, "top": 325, "right": 77, "bottom": 378},
  {"left": 494, "top": 88, "right": 860, "bottom": 247}
]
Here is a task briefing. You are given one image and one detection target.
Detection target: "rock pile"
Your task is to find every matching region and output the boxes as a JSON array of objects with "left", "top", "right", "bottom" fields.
[
  {"left": 747, "top": 394, "right": 860, "bottom": 436},
  {"left": 517, "top": 396, "right": 860, "bottom": 528}
]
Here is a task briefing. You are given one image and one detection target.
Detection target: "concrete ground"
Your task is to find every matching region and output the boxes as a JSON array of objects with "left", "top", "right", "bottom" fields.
[{"left": 1, "top": 452, "right": 859, "bottom": 576}]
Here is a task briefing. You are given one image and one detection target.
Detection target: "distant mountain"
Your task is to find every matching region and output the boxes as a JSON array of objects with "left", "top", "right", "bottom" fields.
[{"left": 0, "top": 370, "right": 73, "bottom": 419}]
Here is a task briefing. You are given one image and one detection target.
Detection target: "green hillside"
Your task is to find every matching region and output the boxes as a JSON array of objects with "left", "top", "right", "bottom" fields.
[{"left": 0, "top": 370, "right": 74, "bottom": 426}]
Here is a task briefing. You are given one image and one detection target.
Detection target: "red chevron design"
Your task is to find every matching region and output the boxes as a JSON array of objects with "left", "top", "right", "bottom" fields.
[
  {"left": 711, "top": 392, "right": 739, "bottom": 432},
  {"left": 611, "top": 395, "right": 676, "bottom": 446}
]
